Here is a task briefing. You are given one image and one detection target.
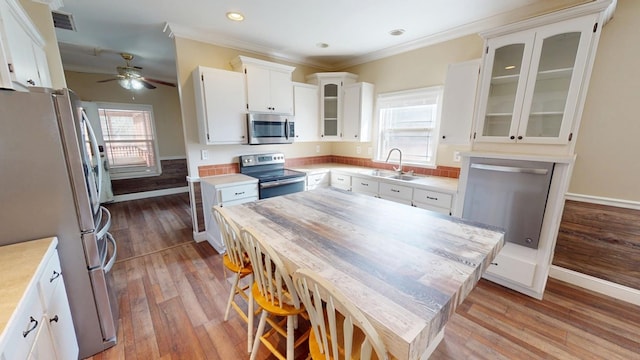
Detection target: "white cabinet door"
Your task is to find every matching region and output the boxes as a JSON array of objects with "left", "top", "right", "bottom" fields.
[
  {"left": 47, "top": 282, "right": 79, "bottom": 360},
  {"left": 32, "top": 44, "right": 51, "bottom": 88},
  {"left": 439, "top": 59, "right": 480, "bottom": 145},
  {"left": 378, "top": 182, "right": 413, "bottom": 205},
  {"left": 0, "top": 0, "right": 47, "bottom": 90},
  {"left": 351, "top": 176, "right": 378, "bottom": 196},
  {"left": 330, "top": 173, "right": 351, "bottom": 191},
  {"left": 245, "top": 65, "right": 273, "bottom": 112},
  {"left": 293, "top": 82, "right": 320, "bottom": 142},
  {"left": 342, "top": 82, "right": 374, "bottom": 142},
  {"left": 27, "top": 318, "right": 56, "bottom": 360},
  {"left": 269, "top": 69, "right": 294, "bottom": 114},
  {"left": 475, "top": 14, "right": 598, "bottom": 145},
  {"left": 193, "top": 66, "right": 247, "bottom": 145},
  {"left": 307, "top": 72, "right": 358, "bottom": 141}
]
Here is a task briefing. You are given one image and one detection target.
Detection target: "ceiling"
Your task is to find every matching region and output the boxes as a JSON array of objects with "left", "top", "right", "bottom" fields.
[{"left": 53, "top": 0, "right": 591, "bottom": 83}]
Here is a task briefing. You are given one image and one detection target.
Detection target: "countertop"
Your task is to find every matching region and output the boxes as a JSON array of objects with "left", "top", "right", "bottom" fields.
[
  {"left": 200, "top": 173, "right": 258, "bottom": 187},
  {"left": 292, "top": 163, "right": 459, "bottom": 194},
  {"left": 222, "top": 188, "right": 503, "bottom": 359},
  {"left": 0, "top": 237, "right": 57, "bottom": 337}
]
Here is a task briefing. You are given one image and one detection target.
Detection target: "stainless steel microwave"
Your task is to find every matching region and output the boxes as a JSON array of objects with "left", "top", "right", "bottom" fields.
[{"left": 247, "top": 113, "right": 295, "bottom": 145}]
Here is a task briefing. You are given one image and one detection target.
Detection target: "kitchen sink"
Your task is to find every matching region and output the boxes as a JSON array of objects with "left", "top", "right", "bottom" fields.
[{"left": 385, "top": 174, "right": 421, "bottom": 181}]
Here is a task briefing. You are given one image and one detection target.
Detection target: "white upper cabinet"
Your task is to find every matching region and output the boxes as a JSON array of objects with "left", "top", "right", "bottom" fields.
[
  {"left": 293, "top": 82, "right": 320, "bottom": 142},
  {"left": 193, "top": 66, "right": 247, "bottom": 145},
  {"left": 0, "top": 0, "right": 51, "bottom": 90},
  {"left": 307, "top": 72, "right": 358, "bottom": 141},
  {"left": 474, "top": 13, "right": 599, "bottom": 145},
  {"left": 342, "top": 82, "right": 374, "bottom": 142},
  {"left": 231, "top": 56, "right": 295, "bottom": 115},
  {"left": 439, "top": 59, "right": 481, "bottom": 145}
]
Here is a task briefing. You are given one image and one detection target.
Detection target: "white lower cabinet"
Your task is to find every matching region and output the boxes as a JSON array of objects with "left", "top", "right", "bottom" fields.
[
  {"left": 412, "top": 188, "right": 453, "bottom": 215},
  {"left": 379, "top": 182, "right": 413, "bottom": 205},
  {"left": 484, "top": 245, "right": 538, "bottom": 287},
  {"left": 330, "top": 173, "right": 351, "bottom": 191},
  {"left": 0, "top": 238, "right": 78, "bottom": 360},
  {"left": 351, "top": 176, "right": 378, "bottom": 197},
  {"left": 306, "top": 171, "right": 329, "bottom": 190},
  {"left": 201, "top": 175, "right": 259, "bottom": 252}
]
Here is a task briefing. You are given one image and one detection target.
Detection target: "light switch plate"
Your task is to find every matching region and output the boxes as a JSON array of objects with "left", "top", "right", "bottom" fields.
[{"left": 201, "top": 149, "right": 208, "bottom": 160}]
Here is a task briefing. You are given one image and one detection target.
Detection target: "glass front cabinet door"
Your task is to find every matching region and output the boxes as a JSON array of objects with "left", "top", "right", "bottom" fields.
[{"left": 475, "top": 14, "right": 598, "bottom": 144}]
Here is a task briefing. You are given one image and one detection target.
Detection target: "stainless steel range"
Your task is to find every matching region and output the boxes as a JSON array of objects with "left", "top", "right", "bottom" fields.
[{"left": 239, "top": 153, "right": 306, "bottom": 199}]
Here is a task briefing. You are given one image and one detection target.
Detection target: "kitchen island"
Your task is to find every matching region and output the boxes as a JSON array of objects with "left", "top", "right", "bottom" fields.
[{"left": 222, "top": 187, "right": 504, "bottom": 359}]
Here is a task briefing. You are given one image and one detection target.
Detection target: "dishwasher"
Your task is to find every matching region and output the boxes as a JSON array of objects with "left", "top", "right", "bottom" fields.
[{"left": 462, "top": 157, "right": 554, "bottom": 249}]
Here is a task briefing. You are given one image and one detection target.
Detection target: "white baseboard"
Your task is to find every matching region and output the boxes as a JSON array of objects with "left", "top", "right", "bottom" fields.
[
  {"left": 111, "top": 186, "right": 189, "bottom": 203},
  {"left": 549, "top": 265, "right": 640, "bottom": 307},
  {"left": 193, "top": 231, "right": 207, "bottom": 243},
  {"left": 565, "top": 192, "right": 640, "bottom": 210}
]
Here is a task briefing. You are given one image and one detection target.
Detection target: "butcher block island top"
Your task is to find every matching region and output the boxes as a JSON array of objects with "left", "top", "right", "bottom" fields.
[{"left": 222, "top": 187, "right": 504, "bottom": 360}]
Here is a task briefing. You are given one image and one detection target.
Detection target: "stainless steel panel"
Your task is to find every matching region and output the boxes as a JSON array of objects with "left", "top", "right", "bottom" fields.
[
  {"left": 462, "top": 157, "right": 554, "bottom": 249},
  {"left": 88, "top": 266, "right": 118, "bottom": 342}
]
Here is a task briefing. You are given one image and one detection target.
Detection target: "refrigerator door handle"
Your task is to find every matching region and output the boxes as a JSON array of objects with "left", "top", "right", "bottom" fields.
[
  {"left": 103, "top": 232, "right": 117, "bottom": 273},
  {"left": 96, "top": 206, "right": 111, "bottom": 240},
  {"left": 82, "top": 109, "right": 103, "bottom": 203}
]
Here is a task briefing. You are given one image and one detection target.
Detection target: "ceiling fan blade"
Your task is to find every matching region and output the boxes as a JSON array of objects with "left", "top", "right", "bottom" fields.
[
  {"left": 142, "top": 77, "right": 176, "bottom": 87},
  {"left": 139, "top": 79, "right": 156, "bottom": 89},
  {"left": 96, "top": 77, "right": 122, "bottom": 83}
]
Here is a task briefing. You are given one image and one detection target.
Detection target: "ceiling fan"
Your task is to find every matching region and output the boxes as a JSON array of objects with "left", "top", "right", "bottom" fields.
[{"left": 97, "top": 53, "right": 176, "bottom": 90}]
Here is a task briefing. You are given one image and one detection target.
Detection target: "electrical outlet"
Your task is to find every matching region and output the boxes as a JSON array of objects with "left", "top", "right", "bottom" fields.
[
  {"left": 201, "top": 149, "right": 208, "bottom": 160},
  {"left": 453, "top": 151, "right": 461, "bottom": 162},
  {"left": 316, "top": 145, "right": 320, "bottom": 153},
  {"left": 356, "top": 146, "right": 362, "bottom": 155}
]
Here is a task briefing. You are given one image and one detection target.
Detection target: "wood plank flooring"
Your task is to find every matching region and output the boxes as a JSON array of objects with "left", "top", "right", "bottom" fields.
[{"left": 88, "top": 193, "right": 640, "bottom": 359}]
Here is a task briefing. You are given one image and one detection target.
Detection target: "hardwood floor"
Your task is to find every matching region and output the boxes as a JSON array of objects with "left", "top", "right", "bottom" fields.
[{"left": 88, "top": 194, "right": 640, "bottom": 359}]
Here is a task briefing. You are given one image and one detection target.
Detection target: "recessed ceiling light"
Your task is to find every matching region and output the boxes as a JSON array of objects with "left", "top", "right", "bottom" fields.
[
  {"left": 389, "top": 29, "right": 405, "bottom": 36},
  {"left": 316, "top": 42, "right": 329, "bottom": 48},
  {"left": 226, "top": 11, "right": 244, "bottom": 21}
]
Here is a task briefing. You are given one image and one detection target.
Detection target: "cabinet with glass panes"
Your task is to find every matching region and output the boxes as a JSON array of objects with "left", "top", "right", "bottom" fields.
[{"left": 475, "top": 13, "right": 601, "bottom": 145}]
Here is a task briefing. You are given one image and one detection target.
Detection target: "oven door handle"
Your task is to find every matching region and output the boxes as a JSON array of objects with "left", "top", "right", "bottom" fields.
[{"left": 260, "top": 177, "right": 306, "bottom": 189}]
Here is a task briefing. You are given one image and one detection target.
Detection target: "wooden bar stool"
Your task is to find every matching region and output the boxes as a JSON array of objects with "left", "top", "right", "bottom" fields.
[
  {"left": 212, "top": 206, "right": 255, "bottom": 353},
  {"left": 240, "top": 227, "right": 310, "bottom": 360},
  {"left": 293, "top": 268, "right": 389, "bottom": 360}
]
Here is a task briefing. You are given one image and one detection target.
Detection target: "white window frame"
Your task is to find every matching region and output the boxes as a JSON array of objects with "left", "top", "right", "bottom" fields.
[
  {"left": 96, "top": 102, "right": 162, "bottom": 180},
  {"left": 375, "top": 86, "right": 443, "bottom": 168}
]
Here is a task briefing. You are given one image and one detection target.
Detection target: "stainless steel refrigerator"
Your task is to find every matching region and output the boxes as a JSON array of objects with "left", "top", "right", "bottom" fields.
[{"left": 0, "top": 88, "right": 118, "bottom": 358}]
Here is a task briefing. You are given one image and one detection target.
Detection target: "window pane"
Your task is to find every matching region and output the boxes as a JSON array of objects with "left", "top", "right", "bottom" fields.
[
  {"left": 376, "top": 86, "right": 442, "bottom": 166},
  {"left": 97, "top": 104, "right": 160, "bottom": 179}
]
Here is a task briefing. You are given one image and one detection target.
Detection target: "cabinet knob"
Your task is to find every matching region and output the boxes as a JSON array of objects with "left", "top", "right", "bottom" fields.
[
  {"left": 354, "top": 134, "right": 358, "bottom": 138},
  {"left": 50, "top": 315, "right": 59, "bottom": 323},
  {"left": 517, "top": 136, "right": 523, "bottom": 140},
  {"left": 27, "top": 79, "right": 36, "bottom": 86},
  {"left": 510, "top": 135, "right": 515, "bottom": 140},
  {"left": 442, "top": 135, "right": 446, "bottom": 139}
]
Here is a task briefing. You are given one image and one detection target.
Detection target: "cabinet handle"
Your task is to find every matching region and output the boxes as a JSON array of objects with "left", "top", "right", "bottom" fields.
[
  {"left": 360, "top": 182, "right": 368, "bottom": 186},
  {"left": 491, "top": 262, "right": 498, "bottom": 266},
  {"left": 391, "top": 189, "right": 400, "bottom": 193},
  {"left": 509, "top": 135, "right": 515, "bottom": 140},
  {"left": 22, "top": 316, "right": 38, "bottom": 338},
  {"left": 234, "top": 191, "right": 245, "bottom": 196},
  {"left": 50, "top": 315, "right": 59, "bottom": 323},
  {"left": 27, "top": 79, "right": 36, "bottom": 86},
  {"left": 426, "top": 196, "right": 438, "bottom": 201},
  {"left": 50, "top": 270, "right": 61, "bottom": 282}
]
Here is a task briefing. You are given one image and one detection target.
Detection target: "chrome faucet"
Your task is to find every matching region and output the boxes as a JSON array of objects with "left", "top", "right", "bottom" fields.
[{"left": 385, "top": 148, "right": 403, "bottom": 174}]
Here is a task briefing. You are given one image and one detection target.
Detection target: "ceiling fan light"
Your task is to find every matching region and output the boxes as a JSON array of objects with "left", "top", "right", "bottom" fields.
[
  {"left": 118, "top": 78, "right": 132, "bottom": 90},
  {"left": 131, "top": 79, "right": 144, "bottom": 90},
  {"left": 226, "top": 11, "right": 244, "bottom": 21}
]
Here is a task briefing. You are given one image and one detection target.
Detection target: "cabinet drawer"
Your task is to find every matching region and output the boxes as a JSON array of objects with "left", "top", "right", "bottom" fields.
[
  {"left": 351, "top": 176, "right": 379, "bottom": 196},
  {"left": 307, "top": 173, "right": 329, "bottom": 187},
  {"left": 413, "top": 189, "right": 452, "bottom": 210},
  {"left": 413, "top": 202, "right": 450, "bottom": 215},
  {"left": 330, "top": 173, "right": 351, "bottom": 190},
  {"left": 2, "top": 287, "right": 44, "bottom": 360},
  {"left": 379, "top": 182, "right": 413, "bottom": 202},
  {"left": 485, "top": 252, "right": 537, "bottom": 287},
  {"left": 219, "top": 183, "right": 258, "bottom": 203},
  {"left": 37, "top": 250, "right": 62, "bottom": 309}
]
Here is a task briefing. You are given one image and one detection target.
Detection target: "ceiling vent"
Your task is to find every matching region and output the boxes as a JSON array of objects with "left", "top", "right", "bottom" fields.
[{"left": 52, "top": 11, "right": 76, "bottom": 31}]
